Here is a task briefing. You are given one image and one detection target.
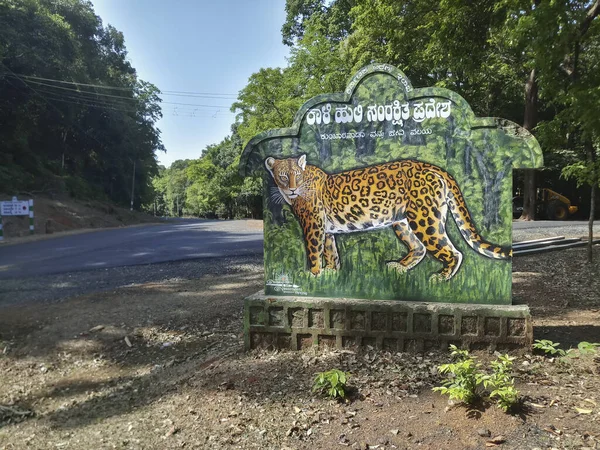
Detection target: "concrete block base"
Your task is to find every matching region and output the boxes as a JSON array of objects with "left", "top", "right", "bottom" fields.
[{"left": 244, "top": 291, "right": 532, "bottom": 352}]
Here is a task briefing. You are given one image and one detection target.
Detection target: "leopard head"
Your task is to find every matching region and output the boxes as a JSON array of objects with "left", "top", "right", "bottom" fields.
[{"left": 265, "top": 154, "right": 307, "bottom": 204}]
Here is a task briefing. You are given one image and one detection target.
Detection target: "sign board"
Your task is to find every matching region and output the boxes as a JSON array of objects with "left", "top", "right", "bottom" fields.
[
  {"left": 1, "top": 199, "right": 30, "bottom": 216},
  {"left": 240, "top": 64, "right": 543, "bottom": 305}
]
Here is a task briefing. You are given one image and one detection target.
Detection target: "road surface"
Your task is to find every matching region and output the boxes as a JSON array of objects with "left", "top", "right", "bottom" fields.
[
  {"left": 1, "top": 219, "right": 598, "bottom": 280},
  {"left": 0, "top": 219, "right": 263, "bottom": 280}
]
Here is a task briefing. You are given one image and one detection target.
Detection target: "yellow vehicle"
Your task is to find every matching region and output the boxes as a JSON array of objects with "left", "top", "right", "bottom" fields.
[{"left": 512, "top": 188, "right": 578, "bottom": 220}]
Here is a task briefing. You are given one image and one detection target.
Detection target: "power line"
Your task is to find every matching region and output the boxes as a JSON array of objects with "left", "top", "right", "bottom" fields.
[
  {"left": 32, "top": 86, "right": 234, "bottom": 114},
  {"left": 19, "top": 78, "right": 234, "bottom": 108},
  {"left": 37, "top": 91, "right": 234, "bottom": 117},
  {"left": 18, "top": 73, "right": 238, "bottom": 97}
]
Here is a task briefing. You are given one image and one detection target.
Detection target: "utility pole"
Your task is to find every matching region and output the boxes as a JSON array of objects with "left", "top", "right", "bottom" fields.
[{"left": 130, "top": 159, "right": 136, "bottom": 211}]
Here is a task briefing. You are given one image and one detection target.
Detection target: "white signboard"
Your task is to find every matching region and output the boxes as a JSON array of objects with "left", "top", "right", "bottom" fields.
[{"left": 1, "top": 200, "right": 30, "bottom": 216}]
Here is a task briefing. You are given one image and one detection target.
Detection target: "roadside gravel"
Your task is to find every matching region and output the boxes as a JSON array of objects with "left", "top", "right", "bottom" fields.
[
  {"left": 513, "top": 221, "right": 600, "bottom": 242},
  {"left": 0, "top": 254, "right": 263, "bottom": 307}
]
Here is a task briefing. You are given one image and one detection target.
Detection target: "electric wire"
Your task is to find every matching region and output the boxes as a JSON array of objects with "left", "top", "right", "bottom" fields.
[
  {"left": 19, "top": 79, "right": 233, "bottom": 108},
  {"left": 18, "top": 74, "right": 238, "bottom": 97}
]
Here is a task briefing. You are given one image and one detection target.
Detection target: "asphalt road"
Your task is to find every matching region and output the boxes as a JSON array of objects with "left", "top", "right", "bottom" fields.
[
  {"left": 0, "top": 219, "right": 263, "bottom": 280},
  {"left": 1, "top": 219, "right": 597, "bottom": 280}
]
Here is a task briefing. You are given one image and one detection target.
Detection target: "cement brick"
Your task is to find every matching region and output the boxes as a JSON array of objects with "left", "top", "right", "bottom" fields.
[{"left": 244, "top": 291, "right": 533, "bottom": 352}]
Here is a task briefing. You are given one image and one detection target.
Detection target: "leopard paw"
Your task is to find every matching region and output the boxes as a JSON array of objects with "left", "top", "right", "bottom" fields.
[
  {"left": 309, "top": 268, "right": 323, "bottom": 277},
  {"left": 429, "top": 273, "right": 450, "bottom": 283},
  {"left": 387, "top": 261, "right": 409, "bottom": 274}
]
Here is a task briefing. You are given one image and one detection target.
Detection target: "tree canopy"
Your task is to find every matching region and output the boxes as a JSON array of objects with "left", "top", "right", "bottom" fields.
[{"left": 0, "top": 0, "right": 163, "bottom": 206}]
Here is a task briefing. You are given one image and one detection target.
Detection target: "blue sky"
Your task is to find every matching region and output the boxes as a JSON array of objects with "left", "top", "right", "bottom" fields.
[{"left": 91, "top": 0, "right": 290, "bottom": 168}]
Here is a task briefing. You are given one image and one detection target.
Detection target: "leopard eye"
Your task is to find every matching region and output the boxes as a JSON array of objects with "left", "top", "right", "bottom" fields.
[{"left": 279, "top": 174, "right": 288, "bottom": 182}]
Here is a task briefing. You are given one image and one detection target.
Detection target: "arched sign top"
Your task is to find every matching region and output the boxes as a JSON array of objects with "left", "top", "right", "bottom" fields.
[{"left": 240, "top": 64, "right": 542, "bottom": 176}]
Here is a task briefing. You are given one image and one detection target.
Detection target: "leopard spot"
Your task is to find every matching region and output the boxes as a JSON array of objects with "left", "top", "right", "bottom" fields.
[
  {"left": 433, "top": 208, "right": 442, "bottom": 219},
  {"left": 415, "top": 232, "right": 424, "bottom": 241},
  {"left": 419, "top": 219, "right": 426, "bottom": 227},
  {"left": 310, "top": 238, "right": 319, "bottom": 246},
  {"left": 351, "top": 179, "right": 361, "bottom": 191},
  {"left": 377, "top": 181, "right": 385, "bottom": 190},
  {"left": 363, "top": 222, "right": 373, "bottom": 229},
  {"left": 420, "top": 187, "right": 428, "bottom": 195},
  {"left": 389, "top": 163, "right": 399, "bottom": 170},
  {"left": 377, "top": 172, "right": 387, "bottom": 180},
  {"left": 360, "top": 186, "right": 371, "bottom": 196},
  {"left": 345, "top": 213, "right": 358, "bottom": 222},
  {"left": 350, "top": 205, "right": 364, "bottom": 216},
  {"left": 416, "top": 198, "right": 424, "bottom": 207},
  {"left": 389, "top": 192, "right": 397, "bottom": 200},
  {"left": 368, "top": 176, "right": 375, "bottom": 184},
  {"left": 342, "top": 197, "right": 350, "bottom": 205},
  {"left": 425, "top": 226, "right": 436, "bottom": 236},
  {"left": 406, "top": 211, "right": 417, "bottom": 220},
  {"left": 410, "top": 190, "right": 419, "bottom": 197},
  {"left": 334, "top": 214, "right": 346, "bottom": 225},
  {"left": 342, "top": 186, "right": 352, "bottom": 195},
  {"left": 425, "top": 196, "right": 433, "bottom": 206},
  {"left": 368, "top": 167, "right": 379, "bottom": 174},
  {"left": 372, "top": 197, "right": 384, "bottom": 205},
  {"left": 382, "top": 209, "right": 389, "bottom": 215},
  {"left": 427, "top": 217, "right": 435, "bottom": 226},
  {"left": 351, "top": 194, "right": 357, "bottom": 201},
  {"left": 370, "top": 213, "right": 379, "bottom": 220},
  {"left": 409, "top": 221, "right": 418, "bottom": 230},
  {"left": 359, "top": 198, "right": 369, "bottom": 208},
  {"left": 347, "top": 223, "right": 358, "bottom": 231},
  {"left": 332, "top": 188, "right": 341, "bottom": 199},
  {"left": 413, "top": 180, "right": 421, "bottom": 188},
  {"left": 374, "top": 191, "right": 388, "bottom": 198},
  {"left": 371, "top": 206, "right": 381, "bottom": 213}
]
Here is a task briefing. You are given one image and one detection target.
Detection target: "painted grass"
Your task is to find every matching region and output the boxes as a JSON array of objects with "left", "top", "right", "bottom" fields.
[{"left": 263, "top": 210, "right": 511, "bottom": 305}]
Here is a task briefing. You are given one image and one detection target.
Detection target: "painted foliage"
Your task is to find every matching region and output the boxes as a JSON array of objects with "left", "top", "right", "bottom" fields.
[{"left": 240, "top": 64, "right": 542, "bottom": 305}]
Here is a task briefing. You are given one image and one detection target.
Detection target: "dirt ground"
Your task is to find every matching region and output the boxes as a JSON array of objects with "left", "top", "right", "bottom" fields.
[
  {"left": 0, "top": 194, "right": 160, "bottom": 243},
  {"left": 1, "top": 248, "right": 599, "bottom": 449}
]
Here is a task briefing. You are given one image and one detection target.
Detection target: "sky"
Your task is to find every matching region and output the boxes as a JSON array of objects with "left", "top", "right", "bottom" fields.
[{"left": 91, "top": 0, "right": 291, "bottom": 168}]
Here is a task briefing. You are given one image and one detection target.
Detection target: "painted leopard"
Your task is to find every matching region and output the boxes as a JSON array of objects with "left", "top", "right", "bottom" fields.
[{"left": 265, "top": 154, "right": 511, "bottom": 281}]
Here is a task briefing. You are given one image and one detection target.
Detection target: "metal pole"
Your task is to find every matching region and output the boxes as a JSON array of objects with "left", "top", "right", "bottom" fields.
[
  {"left": 130, "top": 159, "right": 136, "bottom": 211},
  {"left": 29, "top": 199, "right": 34, "bottom": 234}
]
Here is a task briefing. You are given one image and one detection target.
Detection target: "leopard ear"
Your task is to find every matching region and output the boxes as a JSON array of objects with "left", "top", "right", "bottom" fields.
[
  {"left": 297, "top": 154, "right": 307, "bottom": 171},
  {"left": 265, "top": 157, "right": 275, "bottom": 171}
]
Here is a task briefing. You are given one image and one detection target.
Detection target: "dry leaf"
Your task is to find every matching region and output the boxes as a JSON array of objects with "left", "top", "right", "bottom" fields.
[{"left": 574, "top": 407, "right": 593, "bottom": 414}]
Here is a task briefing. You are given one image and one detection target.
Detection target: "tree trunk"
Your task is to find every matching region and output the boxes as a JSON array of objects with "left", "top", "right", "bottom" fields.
[
  {"left": 587, "top": 140, "right": 597, "bottom": 263},
  {"left": 520, "top": 68, "right": 538, "bottom": 221}
]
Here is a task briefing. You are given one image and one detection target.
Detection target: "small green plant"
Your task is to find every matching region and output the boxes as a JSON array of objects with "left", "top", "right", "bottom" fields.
[
  {"left": 481, "top": 354, "right": 520, "bottom": 412},
  {"left": 577, "top": 341, "right": 600, "bottom": 355},
  {"left": 533, "top": 339, "right": 567, "bottom": 356},
  {"left": 434, "top": 347, "right": 521, "bottom": 412},
  {"left": 433, "top": 345, "right": 483, "bottom": 404},
  {"left": 312, "top": 369, "right": 349, "bottom": 400}
]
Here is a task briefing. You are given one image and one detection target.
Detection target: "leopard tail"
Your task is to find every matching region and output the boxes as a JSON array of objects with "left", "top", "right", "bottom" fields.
[{"left": 439, "top": 171, "right": 512, "bottom": 259}]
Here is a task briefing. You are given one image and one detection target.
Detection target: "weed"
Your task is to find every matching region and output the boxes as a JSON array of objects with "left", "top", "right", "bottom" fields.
[
  {"left": 577, "top": 341, "right": 600, "bottom": 355},
  {"left": 433, "top": 347, "right": 521, "bottom": 412},
  {"left": 481, "top": 354, "right": 520, "bottom": 412},
  {"left": 432, "top": 345, "right": 483, "bottom": 404},
  {"left": 533, "top": 339, "right": 567, "bottom": 356},
  {"left": 312, "top": 369, "right": 349, "bottom": 400}
]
